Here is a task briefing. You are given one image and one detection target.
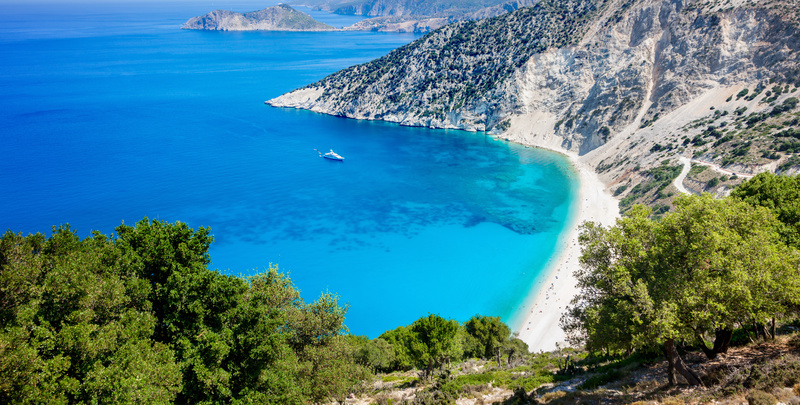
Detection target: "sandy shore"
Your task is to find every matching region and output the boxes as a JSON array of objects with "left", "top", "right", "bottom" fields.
[{"left": 515, "top": 152, "right": 619, "bottom": 352}]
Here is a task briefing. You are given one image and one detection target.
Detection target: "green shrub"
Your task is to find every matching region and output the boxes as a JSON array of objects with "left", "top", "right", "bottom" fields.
[
  {"left": 746, "top": 390, "right": 777, "bottom": 405},
  {"left": 737, "top": 88, "right": 750, "bottom": 99},
  {"left": 743, "top": 356, "right": 800, "bottom": 391},
  {"left": 688, "top": 164, "right": 708, "bottom": 176},
  {"left": 438, "top": 368, "right": 561, "bottom": 395}
]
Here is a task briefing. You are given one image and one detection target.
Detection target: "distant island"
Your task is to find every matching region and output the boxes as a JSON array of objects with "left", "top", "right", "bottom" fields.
[
  {"left": 182, "top": 4, "right": 334, "bottom": 31},
  {"left": 184, "top": 0, "right": 540, "bottom": 33}
]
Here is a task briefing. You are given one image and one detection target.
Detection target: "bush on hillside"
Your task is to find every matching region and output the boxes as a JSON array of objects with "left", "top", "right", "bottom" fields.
[{"left": 746, "top": 390, "right": 778, "bottom": 405}]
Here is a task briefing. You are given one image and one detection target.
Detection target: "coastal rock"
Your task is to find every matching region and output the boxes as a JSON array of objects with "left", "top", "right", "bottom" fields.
[
  {"left": 343, "top": 15, "right": 456, "bottom": 33},
  {"left": 306, "top": 0, "right": 531, "bottom": 18},
  {"left": 303, "top": 0, "right": 541, "bottom": 33},
  {"left": 339, "top": 1, "right": 541, "bottom": 33},
  {"left": 182, "top": 4, "right": 334, "bottom": 31},
  {"left": 269, "top": 0, "right": 800, "bottom": 185},
  {"left": 184, "top": 0, "right": 544, "bottom": 34}
]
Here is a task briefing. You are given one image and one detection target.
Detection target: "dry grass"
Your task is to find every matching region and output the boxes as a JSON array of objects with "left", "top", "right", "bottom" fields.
[{"left": 539, "top": 390, "right": 567, "bottom": 403}]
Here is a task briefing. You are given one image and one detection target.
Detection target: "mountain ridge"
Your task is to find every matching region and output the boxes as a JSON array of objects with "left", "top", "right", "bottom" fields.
[
  {"left": 298, "top": 0, "right": 538, "bottom": 18},
  {"left": 185, "top": 0, "right": 542, "bottom": 33},
  {"left": 269, "top": 0, "right": 800, "bottom": 210}
]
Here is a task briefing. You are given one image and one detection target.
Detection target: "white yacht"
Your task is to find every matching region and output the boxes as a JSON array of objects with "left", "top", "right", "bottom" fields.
[{"left": 322, "top": 149, "right": 344, "bottom": 161}]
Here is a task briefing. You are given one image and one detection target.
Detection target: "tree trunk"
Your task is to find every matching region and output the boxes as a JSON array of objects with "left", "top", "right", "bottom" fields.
[
  {"left": 771, "top": 318, "right": 776, "bottom": 340},
  {"left": 712, "top": 329, "right": 732, "bottom": 354},
  {"left": 697, "top": 333, "right": 716, "bottom": 360},
  {"left": 664, "top": 339, "right": 704, "bottom": 386},
  {"left": 756, "top": 323, "right": 769, "bottom": 340},
  {"left": 699, "top": 328, "right": 733, "bottom": 359},
  {"left": 496, "top": 347, "right": 502, "bottom": 368},
  {"left": 666, "top": 352, "right": 676, "bottom": 386}
]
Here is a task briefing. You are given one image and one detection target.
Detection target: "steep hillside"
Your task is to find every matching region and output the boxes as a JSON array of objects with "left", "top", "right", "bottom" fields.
[
  {"left": 186, "top": 0, "right": 539, "bottom": 33},
  {"left": 303, "top": 0, "right": 541, "bottom": 32},
  {"left": 270, "top": 0, "right": 604, "bottom": 130},
  {"left": 303, "top": 0, "right": 523, "bottom": 17},
  {"left": 182, "top": 4, "right": 334, "bottom": 31},
  {"left": 270, "top": 0, "right": 800, "bottom": 210}
]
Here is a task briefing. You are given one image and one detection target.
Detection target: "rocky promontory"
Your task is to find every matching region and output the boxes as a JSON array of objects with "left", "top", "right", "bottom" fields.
[
  {"left": 269, "top": 0, "right": 800, "bottom": 211},
  {"left": 182, "top": 4, "right": 334, "bottom": 31}
]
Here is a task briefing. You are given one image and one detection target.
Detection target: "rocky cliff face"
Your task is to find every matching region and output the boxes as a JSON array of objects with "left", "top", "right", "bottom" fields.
[
  {"left": 308, "top": 0, "right": 517, "bottom": 17},
  {"left": 270, "top": 0, "right": 800, "bottom": 209},
  {"left": 270, "top": 0, "right": 613, "bottom": 131},
  {"left": 182, "top": 4, "right": 334, "bottom": 31},
  {"left": 305, "top": 0, "right": 540, "bottom": 33},
  {"left": 343, "top": 15, "right": 457, "bottom": 33},
  {"left": 339, "top": 1, "right": 541, "bottom": 33}
]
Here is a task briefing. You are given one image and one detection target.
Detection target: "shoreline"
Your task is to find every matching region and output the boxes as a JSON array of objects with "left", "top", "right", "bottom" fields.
[{"left": 514, "top": 148, "right": 620, "bottom": 352}]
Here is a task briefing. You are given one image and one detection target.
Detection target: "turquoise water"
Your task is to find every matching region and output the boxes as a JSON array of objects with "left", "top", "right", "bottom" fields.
[{"left": 0, "top": 1, "right": 578, "bottom": 337}]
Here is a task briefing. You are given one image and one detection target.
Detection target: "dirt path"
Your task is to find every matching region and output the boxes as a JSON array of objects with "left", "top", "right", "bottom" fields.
[
  {"left": 674, "top": 156, "right": 757, "bottom": 195},
  {"left": 673, "top": 156, "right": 693, "bottom": 195}
]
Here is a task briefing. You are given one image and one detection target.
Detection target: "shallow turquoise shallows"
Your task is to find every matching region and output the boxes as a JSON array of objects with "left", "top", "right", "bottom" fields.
[{"left": 0, "top": 1, "right": 578, "bottom": 337}]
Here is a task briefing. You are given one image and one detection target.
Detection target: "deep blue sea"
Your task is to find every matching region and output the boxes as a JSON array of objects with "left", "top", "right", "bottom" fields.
[{"left": 0, "top": 0, "right": 578, "bottom": 337}]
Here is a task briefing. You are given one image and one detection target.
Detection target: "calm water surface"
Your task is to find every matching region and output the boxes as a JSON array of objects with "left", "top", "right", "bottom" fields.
[{"left": 0, "top": 0, "right": 578, "bottom": 336}]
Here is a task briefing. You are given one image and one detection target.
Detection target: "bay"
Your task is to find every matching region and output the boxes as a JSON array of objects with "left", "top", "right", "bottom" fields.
[{"left": 0, "top": 1, "right": 578, "bottom": 337}]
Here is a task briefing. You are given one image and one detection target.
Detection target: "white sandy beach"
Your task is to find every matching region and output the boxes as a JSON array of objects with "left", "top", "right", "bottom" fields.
[{"left": 515, "top": 153, "right": 619, "bottom": 352}]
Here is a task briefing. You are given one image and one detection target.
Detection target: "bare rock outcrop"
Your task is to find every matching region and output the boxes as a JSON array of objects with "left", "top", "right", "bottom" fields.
[
  {"left": 270, "top": 0, "right": 799, "bottom": 153},
  {"left": 182, "top": 4, "right": 334, "bottom": 31},
  {"left": 269, "top": 0, "right": 800, "bottom": 207}
]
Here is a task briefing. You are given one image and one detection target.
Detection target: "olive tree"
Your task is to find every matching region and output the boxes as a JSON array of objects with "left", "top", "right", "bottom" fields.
[{"left": 563, "top": 195, "right": 800, "bottom": 385}]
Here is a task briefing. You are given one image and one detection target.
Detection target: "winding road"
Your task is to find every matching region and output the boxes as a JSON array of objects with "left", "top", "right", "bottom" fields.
[
  {"left": 673, "top": 156, "right": 756, "bottom": 195},
  {"left": 674, "top": 157, "right": 693, "bottom": 194}
]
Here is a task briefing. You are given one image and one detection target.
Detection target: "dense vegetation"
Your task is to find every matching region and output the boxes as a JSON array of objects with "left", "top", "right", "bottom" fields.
[
  {"left": 563, "top": 173, "right": 800, "bottom": 386},
  {"left": 0, "top": 219, "right": 371, "bottom": 403},
  {"left": 2, "top": 177, "right": 800, "bottom": 403},
  {"left": 0, "top": 219, "right": 528, "bottom": 404}
]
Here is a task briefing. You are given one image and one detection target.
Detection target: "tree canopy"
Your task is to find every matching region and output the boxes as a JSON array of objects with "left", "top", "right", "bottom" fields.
[
  {"left": 730, "top": 172, "right": 800, "bottom": 249},
  {"left": 0, "top": 218, "right": 530, "bottom": 403},
  {"left": 0, "top": 218, "right": 369, "bottom": 404},
  {"left": 465, "top": 315, "right": 510, "bottom": 364},
  {"left": 562, "top": 193, "right": 800, "bottom": 385}
]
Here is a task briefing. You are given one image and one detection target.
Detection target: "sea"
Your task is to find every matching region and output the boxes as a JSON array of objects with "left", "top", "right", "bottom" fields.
[{"left": 0, "top": 0, "right": 578, "bottom": 337}]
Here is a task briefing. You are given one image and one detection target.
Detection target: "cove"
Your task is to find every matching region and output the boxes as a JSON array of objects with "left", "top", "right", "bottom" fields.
[{"left": 0, "top": 0, "right": 578, "bottom": 337}]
